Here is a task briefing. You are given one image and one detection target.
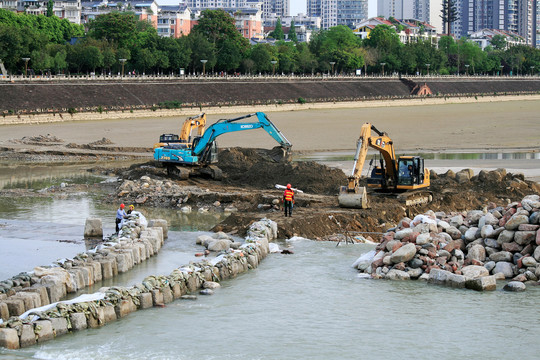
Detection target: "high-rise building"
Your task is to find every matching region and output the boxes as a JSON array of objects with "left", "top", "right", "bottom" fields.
[
  {"left": 307, "top": 0, "right": 367, "bottom": 29},
  {"left": 377, "top": 0, "right": 443, "bottom": 33},
  {"left": 451, "top": 0, "right": 535, "bottom": 44},
  {"left": 263, "top": 0, "right": 290, "bottom": 18}
]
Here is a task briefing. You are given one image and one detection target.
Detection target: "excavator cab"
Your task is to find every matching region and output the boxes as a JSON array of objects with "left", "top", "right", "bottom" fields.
[{"left": 397, "top": 156, "right": 426, "bottom": 187}]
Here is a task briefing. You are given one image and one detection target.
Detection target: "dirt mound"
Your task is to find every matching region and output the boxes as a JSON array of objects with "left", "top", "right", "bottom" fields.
[
  {"left": 218, "top": 147, "right": 347, "bottom": 195},
  {"left": 10, "top": 134, "right": 63, "bottom": 145},
  {"left": 89, "top": 137, "right": 114, "bottom": 146}
]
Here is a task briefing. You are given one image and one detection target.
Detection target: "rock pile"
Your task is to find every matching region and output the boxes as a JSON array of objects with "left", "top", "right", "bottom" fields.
[
  {"left": 0, "top": 219, "right": 275, "bottom": 349},
  {"left": 353, "top": 194, "right": 540, "bottom": 291},
  {"left": 0, "top": 212, "right": 166, "bottom": 322},
  {"left": 116, "top": 175, "right": 242, "bottom": 212}
]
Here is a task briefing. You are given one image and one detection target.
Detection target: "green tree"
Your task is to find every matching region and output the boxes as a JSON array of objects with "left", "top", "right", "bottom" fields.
[
  {"left": 271, "top": 18, "right": 284, "bottom": 40},
  {"left": 46, "top": 0, "right": 53, "bottom": 17},
  {"left": 191, "top": 9, "right": 249, "bottom": 72},
  {"left": 296, "top": 42, "right": 317, "bottom": 74},
  {"left": 363, "top": 25, "right": 401, "bottom": 54},
  {"left": 187, "top": 31, "right": 216, "bottom": 73},
  {"left": 53, "top": 48, "right": 67, "bottom": 73},
  {"left": 310, "top": 26, "right": 363, "bottom": 73},
  {"left": 83, "top": 45, "right": 103, "bottom": 72},
  {"left": 102, "top": 47, "right": 116, "bottom": 73},
  {"left": 288, "top": 20, "right": 297, "bottom": 43},
  {"left": 157, "top": 36, "right": 191, "bottom": 72},
  {"left": 491, "top": 35, "right": 506, "bottom": 50},
  {"left": 250, "top": 43, "right": 273, "bottom": 72},
  {"left": 87, "top": 13, "right": 140, "bottom": 49}
]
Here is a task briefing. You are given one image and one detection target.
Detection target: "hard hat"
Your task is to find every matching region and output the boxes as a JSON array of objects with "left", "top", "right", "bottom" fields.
[
  {"left": 120, "top": 204, "right": 125, "bottom": 209},
  {"left": 129, "top": 205, "right": 134, "bottom": 209},
  {"left": 286, "top": 184, "right": 291, "bottom": 189}
]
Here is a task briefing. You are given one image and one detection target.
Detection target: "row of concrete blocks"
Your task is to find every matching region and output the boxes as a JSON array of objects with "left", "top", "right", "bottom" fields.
[
  {"left": 0, "top": 236, "right": 271, "bottom": 349},
  {"left": 428, "top": 268, "right": 504, "bottom": 291},
  {"left": 0, "top": 226, "right": 165, "bottom": 322}
]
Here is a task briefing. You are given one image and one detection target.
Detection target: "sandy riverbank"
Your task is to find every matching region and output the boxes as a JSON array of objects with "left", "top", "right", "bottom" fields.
[{"left": 1, "top": 96, "right": 540, "bottom": 153}]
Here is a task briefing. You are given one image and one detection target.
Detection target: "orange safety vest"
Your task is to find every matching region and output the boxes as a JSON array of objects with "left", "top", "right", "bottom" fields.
[{"left": 284, "top": 189, "right": 294, "bottom": 201}]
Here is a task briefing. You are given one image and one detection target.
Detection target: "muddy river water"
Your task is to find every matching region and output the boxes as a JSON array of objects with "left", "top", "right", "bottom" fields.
[{"left": 1, "top": 104, "right": 540, "bottom": 359}]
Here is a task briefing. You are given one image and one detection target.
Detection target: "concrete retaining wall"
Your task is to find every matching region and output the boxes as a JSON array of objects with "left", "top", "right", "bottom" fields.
[
  {"left": 0, "top": 212, "right": 166, "bottom": 324},
  {"left": 0, "top": 218, "right": 275, "bottom": 350}
]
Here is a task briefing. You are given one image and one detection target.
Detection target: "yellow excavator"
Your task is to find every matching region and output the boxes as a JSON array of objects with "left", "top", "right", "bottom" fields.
[
  {"left": 338, "top": 123, "right": 432, "bottom": 208},
  {"left": 153, "top": 113, "right": 207, "bottom": 149}
]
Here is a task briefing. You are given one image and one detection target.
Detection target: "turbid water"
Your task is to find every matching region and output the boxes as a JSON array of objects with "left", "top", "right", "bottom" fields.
[{"left": 1, "top": 103, "right": 540, "bottom": 359}]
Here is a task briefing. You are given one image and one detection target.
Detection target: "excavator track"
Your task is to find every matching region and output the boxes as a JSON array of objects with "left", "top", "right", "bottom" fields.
[
  {"left": 167, "top": 165, "right": 190, "bottom": 180},
  {"left": 397, "top": 190, "right": 433, "bottom": 207}
]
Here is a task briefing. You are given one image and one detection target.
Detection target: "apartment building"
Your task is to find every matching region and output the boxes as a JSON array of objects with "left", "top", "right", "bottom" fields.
[
  {"left": 377, "top": 0, "right": 443, "bottom": 33},
  {"left": 354, "top": 16, "right": 438, "bottom": 45},
  {"left": 307, "top": 0, "right": 367, "bottom": 29}
]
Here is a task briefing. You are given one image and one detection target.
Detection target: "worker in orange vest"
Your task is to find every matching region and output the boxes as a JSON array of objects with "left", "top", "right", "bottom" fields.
[{"left": 283, "top": 183, "right": 295, "bottom": 217}]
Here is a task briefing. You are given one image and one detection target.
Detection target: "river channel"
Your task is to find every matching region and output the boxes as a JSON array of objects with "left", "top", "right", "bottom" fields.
[{"left": 1, "top": 161, "right": 540, "bottom": 359}]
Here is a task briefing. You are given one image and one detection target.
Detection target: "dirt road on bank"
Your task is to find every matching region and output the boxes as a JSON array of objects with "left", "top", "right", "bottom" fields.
[{"left": 1, "top": 99, "right": 540, "bottom": 153}]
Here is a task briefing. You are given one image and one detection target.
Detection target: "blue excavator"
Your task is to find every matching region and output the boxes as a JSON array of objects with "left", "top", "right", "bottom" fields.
[{"left": 154, "top": 112, "right": 292, "bottom": 180}]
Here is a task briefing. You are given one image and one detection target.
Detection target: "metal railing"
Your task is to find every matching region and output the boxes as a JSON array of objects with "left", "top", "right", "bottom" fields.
[{"left": 1, "top": 73, "right": 538, "bottom": 83}]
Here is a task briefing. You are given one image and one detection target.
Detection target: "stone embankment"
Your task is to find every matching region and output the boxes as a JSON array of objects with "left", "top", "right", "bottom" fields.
[
  {"left": 0, "top": 212, "right": 166, "bottom": 341},
  {"left": 0, "top": 216, "right": 276, "bottom": 349},
  {"left": 353, "top": 194, "right": 540, "bottom": 292}
]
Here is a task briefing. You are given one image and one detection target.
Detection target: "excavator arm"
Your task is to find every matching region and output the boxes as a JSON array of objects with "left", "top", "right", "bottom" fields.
[
  {"left": 192, "top": 112, "right": 292, "bottom": 156},
  {"left": 180, "top": 113, "right": 206, "bottom": 143},
  {"left": 346, "top": 123, "right": 397, "bottom": 191}
]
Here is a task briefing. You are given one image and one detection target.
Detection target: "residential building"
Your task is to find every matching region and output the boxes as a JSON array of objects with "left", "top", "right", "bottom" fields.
[
  {"left": 353, "top": 17, "right": 438, "bottom": 45},
  {"left": 1, "top": 0, "right": 82, "bottom": 24},
  {"left": 263, "top": 13, "right": 321, "bottom": 29},
  {"left": 452, "top": 0, "right": 536, "bottom": 46},
  {"left": 307, "top": 0, "right": 367, "bottom": 29},
  {"left": 469, "top": 28, "right": 526, "bottom": 49},
  {"left": 263, "top": 0, "right": 289, "bottom": 18},
  {"left": 377, "top": 0, "right": 443, "bottom": 33}
]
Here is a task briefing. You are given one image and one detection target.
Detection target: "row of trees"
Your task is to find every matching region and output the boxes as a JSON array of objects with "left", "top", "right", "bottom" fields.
[{"left": 2, "top": 9, "right": 540, "bottom": 77}]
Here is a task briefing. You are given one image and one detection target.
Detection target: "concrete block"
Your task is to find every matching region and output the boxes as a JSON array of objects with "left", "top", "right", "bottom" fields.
[
  {"left": 13, "top": 291, "right": 41, "bottom": 309},
  {"left": 67, "top": 268, "right": 84, "bottom": 291},
  {"left": 35, "top": 320, "right": 54, "bottom": 343},
  {"left": 446, "top": 273, "right": 466, "bottom": 288},
  {"left": 84, "top": 217, "right": 103, "bottom": 238},
  {"left": 129, "top": 246, "right": 140, "bottom": 264},
  {"left": 21, "top": 286, "right": 50, "bottom": 306},
  {"left": 466, "top": 275, "right": 497, "bottom": 291},
  {"left": 171, "top": 283, "right": 183, "bottom": 299},
  {"left": 99, "top": 259, "right": 114, "bottom": 280},
  {"left": 0, "top": 293, "right": 6, "bottom": 300},
  {"left": 162, "top": 287, "right": 173, "bottom": 304},
  {"left": 87, "top": 313, "right": 100, "bottom": 328},
  {"left": 70, "top": 312, "right": 87, "bottom": 331},
  {"left": 136, "top": 243, "right": 147, "bottom": 261},
  {"left": 0, "top": 302, "right": 8, "bottom": 320},
  {"left": 151, "top": 289, "right": 164, "bottom": 305},
  {"left": 247, "top": 255, "right": 258, "bottom": 268},
  {"left": 50, "top": 317, "right": 68, "bottom": 336},
  {"left": 0, "top": 328, "right": 20, "bottom": 349},
  {"left": 2, "top": 299, "right": 25, "bottom": 316},
  {"left": 148, "top": 219, "right": 168, "bottom": 239},
  {"left": 115, "top": 299, "right": 136, "bottom": 318},
  {"left": 88, "top": 261, "right": 102, "bottom": 282},
  {"left": 138, "top": 292, "right": 153, "bottom": 309},
  {"left": 19, "top": 324, "right": 36, "bottom": 348},
  {"left": 115, "top": 253, "right": 130, "bottom": 273},
  {"left": 141, "top": 239, "right": 153, "bottom": 258},
  {"left": 43, "top": 283, "right": 65, "bottom": 303},
  {"left": 97, "top": 305, "right": 117, "bottom": 324}
]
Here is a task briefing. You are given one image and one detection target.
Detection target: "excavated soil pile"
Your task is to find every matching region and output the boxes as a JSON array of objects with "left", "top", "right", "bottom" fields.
[{"left": 217, "top": 147, "right": 347, "bottom": 195}]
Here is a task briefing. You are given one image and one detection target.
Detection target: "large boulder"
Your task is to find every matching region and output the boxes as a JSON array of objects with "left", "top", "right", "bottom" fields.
[
  {"left": 84, "top": 218, "right": 103, "bottom": 238},
  {"left": 489, "top": 251, "right": 513, "bottom": 263},
  {"left": 497, "top": 230, "right": 515, "bottom": 244},
  {"left": 503, "top": 281, "right": 526, "bottom": 292},
  {"left": 514, "top": 231, "right": 536, "bottom": 245},
  {"left": 462, "top": 265, "right": 489, "bottom": 279},
  {"left": 505, "top": 214, "right": 530, "bottom": 230},
  {"left": 467, "top": 244, "right": 486, "bottom": 262},
  {"left": 464, "top": 227, "right": 479, "bottom": 242},
  {"left": 493, "top": 261, "right": 514, "bottom": 278},
  {"left": 385, "top": 269, "right": 410, "bottom": 280},
  {"left": 390, "top": 243, "right": 417, "bottom": 264}
]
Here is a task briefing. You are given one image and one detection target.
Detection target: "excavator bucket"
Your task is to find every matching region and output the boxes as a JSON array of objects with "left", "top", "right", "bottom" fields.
[
  {"left": 268, "top": 145, "right": 291, "bottom": 163},
  {"left": 338, "top": 186, "right": 368, "bottom": 209}
]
